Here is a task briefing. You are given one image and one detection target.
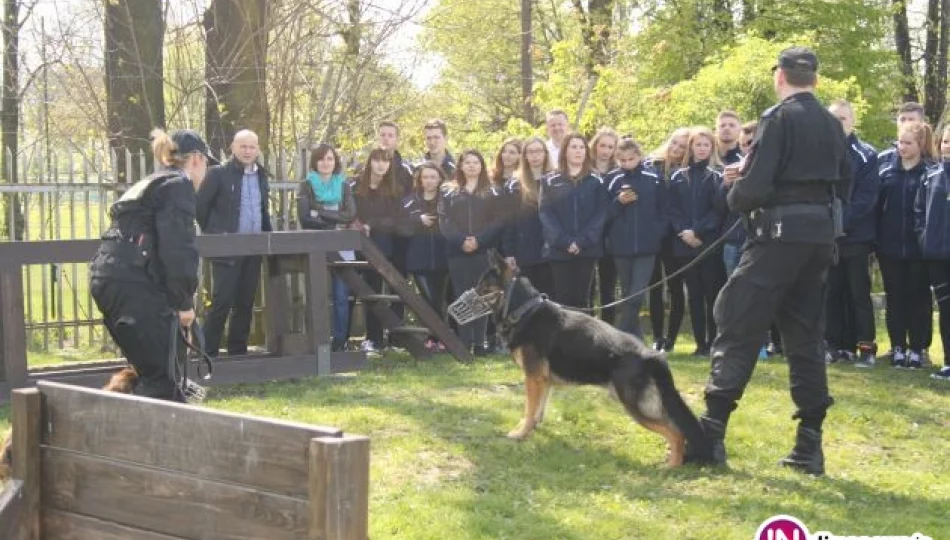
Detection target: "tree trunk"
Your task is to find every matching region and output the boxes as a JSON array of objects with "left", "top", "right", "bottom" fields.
[
  {"left": 104, "top": 0, "right": 165, "bottom": 183},
  {"left": 894, "top": 0, "right": 920, "bottom": 104},
  {"left": 741, "top": 0, "right": 756, "bottom": 25},
  {"left": 925, "top": 0, "right": 940, "bottom": 122},
  {"left": 572, "top": 0, "right": 615, "bottom": 75},
  {"left": 521, "top": 0, "right": 534, "bottom": 124},
  {"left": 936, "top": 0, "right": 950, "bottom": 125},
  {"left": 712, "top": 0, "right": 734, "bottom": 34},
  {"left": 204, "top": 0, "right": 270, "bottom": 157},
  {"left": 2, "top": 0, "right": 23, "bottom": 239}
]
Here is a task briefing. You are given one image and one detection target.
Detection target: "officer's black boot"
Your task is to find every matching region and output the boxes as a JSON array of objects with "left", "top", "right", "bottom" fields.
[
  {"left": 683, "top": 415, "right": 728, "bottom": 466},
  {"left": 702, "top": 415, "right": 728, "bottom": 464},
  {"left": 779, "top": 424, "right": 825, "bottom": 476}
]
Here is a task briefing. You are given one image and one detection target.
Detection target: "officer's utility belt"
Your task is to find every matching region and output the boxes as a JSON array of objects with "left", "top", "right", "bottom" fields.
[
  {"left": 102, "top": 228, "right": 146, "bottom": 245},
  {"left": 746, "top": 203, "right": 842, "bottom": 240}
]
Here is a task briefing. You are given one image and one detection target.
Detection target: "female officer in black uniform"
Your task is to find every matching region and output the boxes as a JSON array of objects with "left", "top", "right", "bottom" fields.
[{"left": 89, "top": 128, "right": 215, "bottom": 402}]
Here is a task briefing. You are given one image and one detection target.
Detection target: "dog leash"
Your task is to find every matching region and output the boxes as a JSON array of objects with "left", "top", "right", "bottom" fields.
[
  {"left": 559, "top": 220, "right": 743, "bottom": 314},
  {"left": 167, "top": 314, "right": 215, "bottom": 403}
]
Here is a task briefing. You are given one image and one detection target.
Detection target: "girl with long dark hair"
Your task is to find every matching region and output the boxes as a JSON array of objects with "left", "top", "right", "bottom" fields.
[
  {"left": 353, "top": 146, "right": 404, "bottom": 353},
  {"left": 539, "top": 133, "right": 608, "bottom": 308},
  {"left": 401, "top": 162, "right": 450, "bottom": 351},
  {"left": 439, "top": 149, "right": 502, "bottom": 355}
]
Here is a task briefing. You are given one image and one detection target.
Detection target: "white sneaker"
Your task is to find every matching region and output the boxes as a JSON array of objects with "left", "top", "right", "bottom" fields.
[
  {"left": 890, "top": 347, "right": 906, "bottom": 369},
  {"left": 931, "top": 366, "right": 950, "bottom": 380},
  {"left": 906, "top": 350, "right": 922, "bottom": 370}
]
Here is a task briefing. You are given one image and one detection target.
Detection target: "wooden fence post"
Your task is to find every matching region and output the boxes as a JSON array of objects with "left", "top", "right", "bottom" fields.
[
  {"left": 0, "top": 265, "right": 27, "bottom": 388},
  {"left": 12, "top": 388, "right": 42, "bottom": 540},
  {"left": 308, "top": 435, "right": 370, "bottom": 540}
]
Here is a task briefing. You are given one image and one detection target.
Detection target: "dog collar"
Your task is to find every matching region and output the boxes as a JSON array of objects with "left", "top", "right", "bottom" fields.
[
  {"left": 504, "top": 294, "right": 547, "bottom": 328},
  {"left": 500, "top": 276, "right": 547, "bottom": 329}
]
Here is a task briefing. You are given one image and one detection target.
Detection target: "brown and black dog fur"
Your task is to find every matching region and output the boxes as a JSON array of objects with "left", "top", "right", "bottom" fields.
[
  {"left": 475, "top": 251, "right": 707, "bottom": 467},
  {"left": 0, "top": 366, "right": 139, "bottom": 482}
]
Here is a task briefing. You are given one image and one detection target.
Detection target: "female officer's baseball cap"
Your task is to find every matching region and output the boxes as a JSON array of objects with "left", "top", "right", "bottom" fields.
[{"left": 171, "top": 129, "right": 220, "bottom": 165}]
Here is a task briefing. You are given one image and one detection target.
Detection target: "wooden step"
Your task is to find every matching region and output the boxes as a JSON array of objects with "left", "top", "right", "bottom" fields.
[
  {"left": 328, "top": 260, "right": 371, "bottom": 268},
  {"left": 360, "top": 294, "right": 403, "bottom": 303},
  {"left": 388, "top": 326, "right": 432, "bottom": 335}
]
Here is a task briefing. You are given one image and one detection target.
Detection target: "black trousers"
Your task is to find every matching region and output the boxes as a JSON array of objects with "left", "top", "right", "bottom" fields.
[
  {"left": 363, "top": 270, "right": 406, "bottom": 346},
  {"left": 878, "top": 255, "right": 932, "bottom": 352},
  {"left": 203, "top": 256, "right": 262, "bottom": 356},
  {"left": 413, "top": 270, "right": 449, "bottom": 318},
  {"left": 649, "top": 239, "right": 685, "bottom": 346},
  {"left": 521, "top": 262, "right": 554, "bottom": 298},
  {"left": 447, "top": 253, "right": 490, "bottom": 347},
  {"left": 824, "top": 243, "right": 876, "bottom": 350},
  {"left": 589, "top": 256, "right": 617, "bottom": 324},
  {"left": 551, "top": 258, "right": 596, "bottom": 309},
  {"left": 91, "top": 278, "right": 185, "bottom": 402},
  {"left": 678, "top": 254, "right": 722, "bottom": 350},
  {"left": 929, "top": 261, "right": 950, "bottom": 367},
  {"left": 705, "top": 242, "right": 834, "bottom": 424}
]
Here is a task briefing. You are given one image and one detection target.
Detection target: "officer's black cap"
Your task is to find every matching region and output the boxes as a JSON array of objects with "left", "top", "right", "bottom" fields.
[
  {"left": 172, "top": 129, "right": 219, "bottom": 165},
  {"left": 771, "top": 47, "right": 819, "bottom": 73}
]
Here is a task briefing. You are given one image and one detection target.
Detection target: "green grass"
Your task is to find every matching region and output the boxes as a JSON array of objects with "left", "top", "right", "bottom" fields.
[{"left": 11, "top": 348, "right": 944, "bottom": 539}]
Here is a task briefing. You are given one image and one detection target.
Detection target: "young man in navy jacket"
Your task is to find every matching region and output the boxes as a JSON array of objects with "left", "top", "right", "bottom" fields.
[{"left": 825, "top": 100, "right": 880, "bottom": 366}]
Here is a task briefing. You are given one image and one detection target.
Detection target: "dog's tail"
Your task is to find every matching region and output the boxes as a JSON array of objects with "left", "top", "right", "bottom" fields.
[{"left": 649, "top": 359, "right": 706, "bottom": 451}]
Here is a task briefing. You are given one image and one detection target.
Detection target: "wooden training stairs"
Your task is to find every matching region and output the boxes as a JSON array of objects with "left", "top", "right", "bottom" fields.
[{"left": 329, "top": 236, "right": 473, "bottom": 363}]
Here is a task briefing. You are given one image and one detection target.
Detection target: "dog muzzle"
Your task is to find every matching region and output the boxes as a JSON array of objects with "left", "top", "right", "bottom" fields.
[{"left": 447, "top": 289, "right": 498, "bottom": 325}]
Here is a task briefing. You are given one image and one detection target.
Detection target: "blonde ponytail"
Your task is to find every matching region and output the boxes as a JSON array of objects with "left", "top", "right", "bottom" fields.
[{"left": 151, "top": 128, "right": 185, "bottom": 168}]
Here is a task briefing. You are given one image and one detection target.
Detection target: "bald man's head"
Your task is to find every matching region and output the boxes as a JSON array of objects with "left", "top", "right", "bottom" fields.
[{"left": 232, "top": 130, "right": 260, "bottom": 166}]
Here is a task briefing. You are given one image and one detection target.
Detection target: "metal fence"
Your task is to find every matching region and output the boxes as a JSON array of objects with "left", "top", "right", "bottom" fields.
[{"left": 0, "top": 147, "right": 313, "bottom": 358}]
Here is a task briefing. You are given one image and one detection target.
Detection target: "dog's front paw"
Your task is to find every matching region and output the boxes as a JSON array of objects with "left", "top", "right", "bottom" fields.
[{"left": 506, "top": 420, "right": 535, "bottom": 440}]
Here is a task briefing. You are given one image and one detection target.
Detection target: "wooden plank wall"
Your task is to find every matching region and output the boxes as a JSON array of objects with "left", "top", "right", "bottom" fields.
[{"left": 31, "top": 381, "right": 370, "bottom": 540}]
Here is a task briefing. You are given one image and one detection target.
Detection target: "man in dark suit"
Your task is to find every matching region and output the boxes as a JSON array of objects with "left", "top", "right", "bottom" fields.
[{"left": 196, "top": 129, "right": 273, "bottom": 356}]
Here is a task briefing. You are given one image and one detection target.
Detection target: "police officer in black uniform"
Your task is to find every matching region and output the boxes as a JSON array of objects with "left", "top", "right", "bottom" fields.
[
  {"left": 90, "top": 128, "right": 216, "bottom": 402},
  {"left": 687, "top": 47, "right": 851, "bottom": 476}
]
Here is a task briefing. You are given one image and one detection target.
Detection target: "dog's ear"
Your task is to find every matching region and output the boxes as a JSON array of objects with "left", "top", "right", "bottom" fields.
[{"left": 487, "top": 248, "right": 504, "bottom": 269}]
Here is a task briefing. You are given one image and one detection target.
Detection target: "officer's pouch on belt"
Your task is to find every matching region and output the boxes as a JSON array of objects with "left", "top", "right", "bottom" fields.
[
  {"left": 831, "top": 197, "right": 845, "bottom": 240},
  {"left": 744, "top": 209, "right": 772, "bottom": 240},
  {"left": 93, "top": 232, "right": 149, "bottom": 274}
]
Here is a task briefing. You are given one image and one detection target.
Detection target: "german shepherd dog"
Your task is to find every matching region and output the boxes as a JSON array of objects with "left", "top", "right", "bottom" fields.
[
  {"left": 0, "top": 366, "right": 139, "bottom": 483},
  {"left": 472, "top": 251, "right": 706, "bottom": 467}
]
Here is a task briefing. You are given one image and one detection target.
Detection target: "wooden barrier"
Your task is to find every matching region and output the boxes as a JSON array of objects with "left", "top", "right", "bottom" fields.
[
  {"left": 0, "top": 230, "right": 471, "bottom": 403},
  {"left": 0, "top": 381, "right": 370, "bottom": 539}
]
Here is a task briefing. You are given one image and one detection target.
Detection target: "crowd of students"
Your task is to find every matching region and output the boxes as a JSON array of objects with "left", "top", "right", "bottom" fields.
[{"left": 297, "top": 106, "right": 950, "bottom": 382}]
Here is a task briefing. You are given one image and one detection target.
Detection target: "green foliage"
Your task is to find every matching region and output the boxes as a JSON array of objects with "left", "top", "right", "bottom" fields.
[
  {"left": 629, "top": 0, "right": 734, "bottom": 87},
  {"left": 634, "top": 35, "right": 866, "bottom": 151},
  {"left": 743, "top": 0, "right": 900, "bottom": 147},
  {"left": 411, "top": 0, "right": 902, "bottom": 154},
  {"left": 418, "top": 0, "right": 526, "bottom": 133},
  {"left": 532, "top": 35, "right": 867, "bottom": 152}
]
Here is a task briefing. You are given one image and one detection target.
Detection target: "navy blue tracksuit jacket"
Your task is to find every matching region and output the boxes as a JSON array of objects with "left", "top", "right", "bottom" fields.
[
  {"left": 604, "top": 165, "right": 668, "bottom": 257},
  {"left": 538, "top": 172, "right": 608, "bottom": 261}
]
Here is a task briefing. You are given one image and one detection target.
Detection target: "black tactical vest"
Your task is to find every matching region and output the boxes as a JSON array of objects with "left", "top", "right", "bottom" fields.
[{"left": 89, "top": 171, "right": 181, "bottom": 283}]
